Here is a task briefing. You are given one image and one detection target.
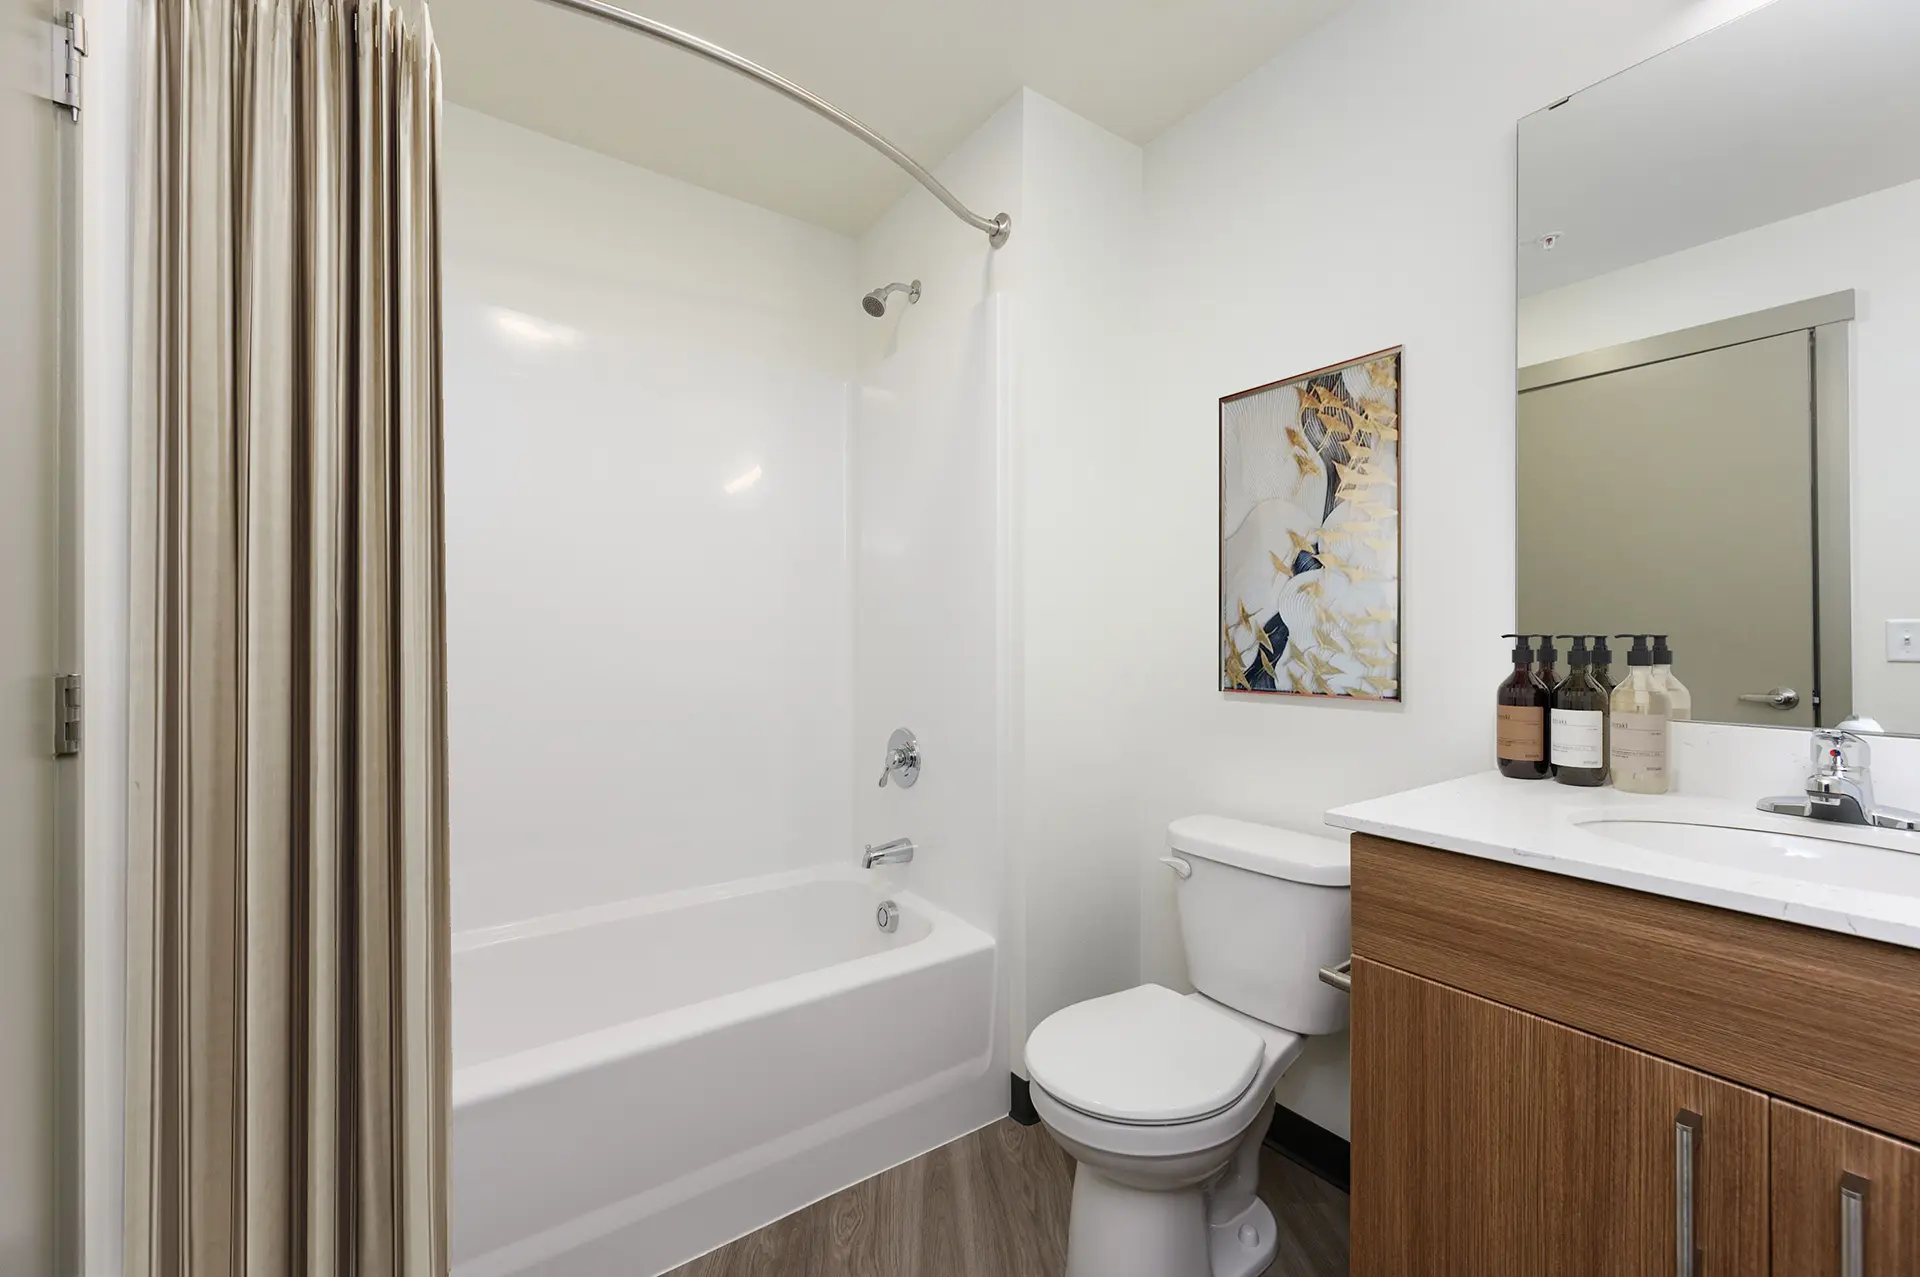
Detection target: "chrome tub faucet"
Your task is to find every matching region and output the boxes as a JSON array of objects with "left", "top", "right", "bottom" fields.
[{"left": 862, "top": 838, "right": 917, "bottom": 868}]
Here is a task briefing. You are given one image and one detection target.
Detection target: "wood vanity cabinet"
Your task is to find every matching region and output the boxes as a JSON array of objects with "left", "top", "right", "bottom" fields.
[{"left": 1349, "top": 833, "right": 1920, "bottom": 1276}]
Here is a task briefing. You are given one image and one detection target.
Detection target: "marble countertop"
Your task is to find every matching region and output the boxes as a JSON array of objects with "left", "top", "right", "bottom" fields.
[{"left": 1326, "top": 771, "right": 1920, "bottom": 950}]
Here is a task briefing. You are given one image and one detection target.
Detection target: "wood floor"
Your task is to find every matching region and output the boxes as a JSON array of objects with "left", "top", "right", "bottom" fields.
[{"left": 667, "top": 1118, "right": 1350, "bottom": 1277}]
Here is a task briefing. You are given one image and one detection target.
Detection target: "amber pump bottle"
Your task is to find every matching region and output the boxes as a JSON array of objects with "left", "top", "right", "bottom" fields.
[
  {"left": 1590, "top": 634, "right": 1618, "bottom": 694},
  {"left": 1550, "top": 635, "right": 1610, "bottom": 786},
  {"left": 1535, "top": 634, "right": 1560, "bottom": 700},
  {"left": 1497, "top": 634, "right": 1551, "bottom": 779}
]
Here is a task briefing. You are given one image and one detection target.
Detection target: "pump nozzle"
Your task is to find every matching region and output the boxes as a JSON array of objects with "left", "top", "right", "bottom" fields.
[
  {"left": 1555, "top": 634, "right": 1591, "bottom": 666},
  {"left": 1650, "top": 633, "right": 1674, "bottom": 664},
  {"left": 1615, "top": 634, "right": 1655, "bottom": 667},
  {"left": 1501, "top": 632, "right": 1535, "bottom": 663}
]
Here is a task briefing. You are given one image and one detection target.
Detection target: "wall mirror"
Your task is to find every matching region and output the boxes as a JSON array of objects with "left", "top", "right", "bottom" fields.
[{"left": 1514, "top": 0, "right": 1920, "bottom": 737}]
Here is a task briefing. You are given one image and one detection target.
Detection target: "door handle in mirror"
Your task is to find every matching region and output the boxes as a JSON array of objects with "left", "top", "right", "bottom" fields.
[{"left": 1739, "top": 687, "right": 1800, "bottom": 710}]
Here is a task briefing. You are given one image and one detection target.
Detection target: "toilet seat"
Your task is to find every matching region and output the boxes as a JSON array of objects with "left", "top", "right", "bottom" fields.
[{"left": 1025, "top": 985, "right": 1266, "bottom": 1126}]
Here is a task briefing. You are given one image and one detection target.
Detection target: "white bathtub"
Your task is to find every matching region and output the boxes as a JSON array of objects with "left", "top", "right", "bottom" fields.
[{"left": 450, "top": 865, "right": 998, "bottom": 1276}]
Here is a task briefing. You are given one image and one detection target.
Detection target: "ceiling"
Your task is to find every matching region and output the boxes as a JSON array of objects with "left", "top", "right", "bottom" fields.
[
  {"left": 1518, "top": 0, "right": 1920, "bottom": 296},
  {"left": 431, "top": 0, "right": 1346, "bottom": 235}
]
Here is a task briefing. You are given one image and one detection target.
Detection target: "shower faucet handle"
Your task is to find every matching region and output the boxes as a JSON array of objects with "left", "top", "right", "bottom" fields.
[{"left": 876, "top": 728, "right": 920, "bottom": 789}]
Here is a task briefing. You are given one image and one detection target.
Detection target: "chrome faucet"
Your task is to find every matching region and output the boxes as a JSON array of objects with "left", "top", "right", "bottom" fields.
[
  {"left": 862, "top": 837, "right": 917, "bottom": 868},
  {"left": 1757, "top": 725, "right": 1920, "bottom": 831}
]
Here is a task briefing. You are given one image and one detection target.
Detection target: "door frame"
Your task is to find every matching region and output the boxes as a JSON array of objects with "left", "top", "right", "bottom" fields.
[{"left": 1518, "top": 292, "right": 1855, "bottom": 729}]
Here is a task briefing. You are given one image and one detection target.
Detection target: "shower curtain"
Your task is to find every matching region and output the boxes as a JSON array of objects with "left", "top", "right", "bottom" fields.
[{"left": 126, "top": 0, "right": 448, "bottom": 1271}]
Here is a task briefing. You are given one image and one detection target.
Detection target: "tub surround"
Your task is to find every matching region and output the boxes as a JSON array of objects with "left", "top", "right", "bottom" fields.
[{"left": 1326, "top": 770, "right": 1920, "bottom": 950}]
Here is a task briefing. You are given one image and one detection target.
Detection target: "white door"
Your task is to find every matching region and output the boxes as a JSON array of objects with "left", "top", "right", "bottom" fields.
[
  {"left": 1, "top": 1, "right": 78, "bottom": 1271},
  {"left": 1518, "top": 333, "right": 1819, "bottom": 727}
]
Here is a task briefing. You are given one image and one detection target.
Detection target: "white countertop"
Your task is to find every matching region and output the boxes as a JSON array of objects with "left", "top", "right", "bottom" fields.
[{"left": 1326, "top": 771, "right": 1920, "bottom": 950}]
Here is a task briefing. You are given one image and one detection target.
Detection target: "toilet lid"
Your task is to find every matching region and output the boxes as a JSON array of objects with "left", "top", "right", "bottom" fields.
[{"left": 1025, "top": 985, "right": 1265, "bottom": 1126}]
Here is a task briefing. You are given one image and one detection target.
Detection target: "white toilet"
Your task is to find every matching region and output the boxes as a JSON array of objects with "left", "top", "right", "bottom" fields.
[{"left": 1023, "top": 815, "right": 1351, "bottom": 1277}]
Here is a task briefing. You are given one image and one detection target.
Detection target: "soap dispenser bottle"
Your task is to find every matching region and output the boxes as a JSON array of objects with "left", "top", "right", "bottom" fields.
[
  {"left": 1651, "top": 634, "right": 1691, "bottom": 721},
  {"left": 1497, "top": 633, "right": 1551, "bottom": 779},
  {"left": 1609, "top": 635, "right": 1672, "bottom": 794},
  {"left": 1535, "top": 633, "right": 1560, "bottom": 699},
  {"left": 1590, "top": 634, "right": 1618, "bottom": 694},
  {"left": 1550, "top": 635, "right": 1609, "bottom": 786}
]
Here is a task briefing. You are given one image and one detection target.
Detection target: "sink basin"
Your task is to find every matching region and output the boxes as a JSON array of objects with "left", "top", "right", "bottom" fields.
[{"left": 1573, "top": 811, "right": 1920, "bottom": 894}]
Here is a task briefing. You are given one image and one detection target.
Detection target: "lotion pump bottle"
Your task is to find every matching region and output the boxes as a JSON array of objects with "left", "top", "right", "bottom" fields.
[
  {"left": 1550, "top": 635, "right": 1609, "bottom": 787},
  {"left": 1497, "top": 634, "right": 1551, "bottom": 779},
  {"left": 1609, "top": 635, "right": 1672, "bottom": 794},
  {"left": 1651, "top": 634, "right": 1691, "bottom": 721}
]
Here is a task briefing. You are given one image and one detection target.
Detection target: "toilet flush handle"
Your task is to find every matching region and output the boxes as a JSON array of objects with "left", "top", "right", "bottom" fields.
[{"left": 1159, "top": 856, "right": 1193, "bottom": 880}]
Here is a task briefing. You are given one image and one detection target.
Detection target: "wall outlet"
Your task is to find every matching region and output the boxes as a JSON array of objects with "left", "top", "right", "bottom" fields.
[{"left": 1890, "top": 620, "right": 1920, "bottom": 663}]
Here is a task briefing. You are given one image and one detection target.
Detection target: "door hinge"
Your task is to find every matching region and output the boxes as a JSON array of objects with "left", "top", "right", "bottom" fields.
[
  {"left": 47, "top": 11, "right": 86, "bottom": 119},
  {"left": 53, "top": 674, "right": 82, "bottom": 757}
]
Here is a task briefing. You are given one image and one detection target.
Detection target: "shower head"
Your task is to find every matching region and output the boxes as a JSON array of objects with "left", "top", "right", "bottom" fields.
[{"left": 862, "top": 279, "right": 921, "bottom": 317}]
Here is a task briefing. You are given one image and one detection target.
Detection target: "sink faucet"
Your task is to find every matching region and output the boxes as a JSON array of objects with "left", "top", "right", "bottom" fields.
[
  {"left": 862, "top": 837, "right": 917, "bottom": 868},
  {"left": 1757, "top": 726, "right": 1920, "bottom": 831}
]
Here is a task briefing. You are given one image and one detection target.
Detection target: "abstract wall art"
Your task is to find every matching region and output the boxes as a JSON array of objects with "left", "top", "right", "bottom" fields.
[{"left": 1219, "top": 347, "right": 1403, "bottom": 699}]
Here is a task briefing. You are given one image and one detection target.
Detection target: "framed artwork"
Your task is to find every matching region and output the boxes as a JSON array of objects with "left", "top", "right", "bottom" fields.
[{"left": 1219, "top": 346, "right": 1403, "bottom": 699}]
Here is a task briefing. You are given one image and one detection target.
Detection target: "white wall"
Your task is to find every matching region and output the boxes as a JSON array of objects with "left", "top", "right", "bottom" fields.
[
  {"left": 1010, "top": 92, "right": 1151, "bottom": 1055},
  {"left": 80, "top": 0, "right": 136, "bottom": 1267},
  {"left": 442, "top": 106, "right": 858, "bottom": 931},
  {"left": 857, "top": 90, "right": 1154, "bottom": 1076},
  {"left": 1521, "top": 178, "right": 1920, "bottom": 731},
  {"left": 1134, "top": 0, "right": 1748, "bottom": 1138}
]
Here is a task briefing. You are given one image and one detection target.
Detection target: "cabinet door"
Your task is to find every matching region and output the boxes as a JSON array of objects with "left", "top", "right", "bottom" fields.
[
  {"left": 1351, "top": 958, "right": 1769, "bottom": 1276},
  {"left": 1773, "top": 1101, "right": 1920, "bottom": 1275}
]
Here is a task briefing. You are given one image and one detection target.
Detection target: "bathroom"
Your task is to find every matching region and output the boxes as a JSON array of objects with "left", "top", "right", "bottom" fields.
[{"left": 7, "top": 0, "right": 1920, "bottom": 1272}]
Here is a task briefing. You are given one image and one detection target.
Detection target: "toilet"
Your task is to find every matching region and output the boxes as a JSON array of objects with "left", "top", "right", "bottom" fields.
[{"left": 1023, "top": 815, "right": 1351, "bottom": 1277}]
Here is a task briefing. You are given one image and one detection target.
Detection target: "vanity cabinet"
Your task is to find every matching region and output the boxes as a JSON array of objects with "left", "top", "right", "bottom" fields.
[
  {"left": 1353, "top": 959, "right": 1768, "bottom": 1275},
  {"left": 1349, "top": 833, "right": 1920, "bottom": 1276},
  {"left": 1772, "top": 1103, "right": 1920, "bottom": 1275}
]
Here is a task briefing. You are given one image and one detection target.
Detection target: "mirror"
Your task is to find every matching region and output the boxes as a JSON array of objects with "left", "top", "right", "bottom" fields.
[{"left": 1515, "top": 0, "right": 1920, "bottom": 737}]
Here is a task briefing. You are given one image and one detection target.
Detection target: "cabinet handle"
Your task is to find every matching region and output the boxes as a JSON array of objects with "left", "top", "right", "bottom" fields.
[
  {"left": 1675, "top": 1110, "right": 1703, "bottom": 1277},
  {"left": 1841, "top": 1173, "right": 1869, "bottom": 1277},
  {"left": 1317, "top": 957, "right": 1352, "bottom": 993}
]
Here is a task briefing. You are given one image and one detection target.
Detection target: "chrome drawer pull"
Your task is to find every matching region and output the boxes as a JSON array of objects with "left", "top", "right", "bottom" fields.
[
  {"left": 1675, "top": 1110, "right": 1703, "bottom": 1277},
  {"left": 1841, "top": 1172, "right": 1869, "bottom": 1277}
]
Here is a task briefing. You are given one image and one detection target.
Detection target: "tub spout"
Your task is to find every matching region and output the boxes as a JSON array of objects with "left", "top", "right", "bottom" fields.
[{"left": 862, "top": 838, "right": 916, "bottom": 868}]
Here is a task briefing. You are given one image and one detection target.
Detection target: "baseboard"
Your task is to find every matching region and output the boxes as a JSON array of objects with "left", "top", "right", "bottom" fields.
[
  {"left": 1263, "top": 1104, "right": 1350, "bottom": 1193},
  {"left": 1008, "top": 1073, "right": 1039, "bottom": 1126}
]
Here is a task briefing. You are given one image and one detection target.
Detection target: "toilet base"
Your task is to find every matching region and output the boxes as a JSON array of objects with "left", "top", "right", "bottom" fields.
[
  {"left": 1063, "top": 1164, "right": 1210, "bottom": 1277},
  {"left": 1209, "top": 1195, "right": 1278, "bottom": 1277},
  {"left": 1060, "top": 1165, "right": 1278, "bottom": 1277}
]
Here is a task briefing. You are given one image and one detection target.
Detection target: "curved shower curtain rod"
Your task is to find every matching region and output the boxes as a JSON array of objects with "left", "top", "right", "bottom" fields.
[{"left": 531, "top": 0, "right": 1013, "bottom": 248}]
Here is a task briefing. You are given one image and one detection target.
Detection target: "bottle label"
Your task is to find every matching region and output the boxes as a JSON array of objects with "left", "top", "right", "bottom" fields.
[
  {"left": 1497, "top": 705, "right": 1545, "bottom": 762},
  {"left": 1549, "top": 709, "right": 1604, "bottom": 768},
  {"left": 1610, "top": 712, "right": 1669, "bottom": 777}
]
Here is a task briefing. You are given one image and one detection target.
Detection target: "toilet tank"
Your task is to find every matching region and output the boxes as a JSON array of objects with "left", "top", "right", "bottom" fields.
[{"left": 1165, "top": 815, "right": 1351, "bottom": 1035}]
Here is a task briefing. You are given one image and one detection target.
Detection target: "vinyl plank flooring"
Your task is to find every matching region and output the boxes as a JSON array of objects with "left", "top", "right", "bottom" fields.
[{"left": 667, "top": 1117, "right": 1349, "bottom": 1277}]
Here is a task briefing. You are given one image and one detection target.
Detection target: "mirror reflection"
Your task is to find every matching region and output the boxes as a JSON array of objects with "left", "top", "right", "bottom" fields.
[{"left": 1515, "top": 0, "right": 1920, "bottom": 736}]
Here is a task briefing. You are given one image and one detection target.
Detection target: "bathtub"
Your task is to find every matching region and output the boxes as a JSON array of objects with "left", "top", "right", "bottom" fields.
[{"left": 450, "top": 865, "right": 999, "bottom": 1276}]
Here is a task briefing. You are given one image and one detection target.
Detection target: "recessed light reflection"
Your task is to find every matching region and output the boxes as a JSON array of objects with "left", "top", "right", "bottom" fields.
[
  {"left": 488, "top": 306, "right": 579, "bottom": 347},
  {"left": 723, "top": 465, "right": 763, "bottom": 495}
]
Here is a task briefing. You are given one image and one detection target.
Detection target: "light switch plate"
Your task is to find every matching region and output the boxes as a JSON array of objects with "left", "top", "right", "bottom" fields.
[{"left": 1891, "top": 620, "right": 1920, "bottom": 663}]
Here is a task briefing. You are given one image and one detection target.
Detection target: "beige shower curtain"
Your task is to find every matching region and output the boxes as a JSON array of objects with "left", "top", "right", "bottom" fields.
[{"left": 126, "top": 0, "right": 448, "bottom": 1272}]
